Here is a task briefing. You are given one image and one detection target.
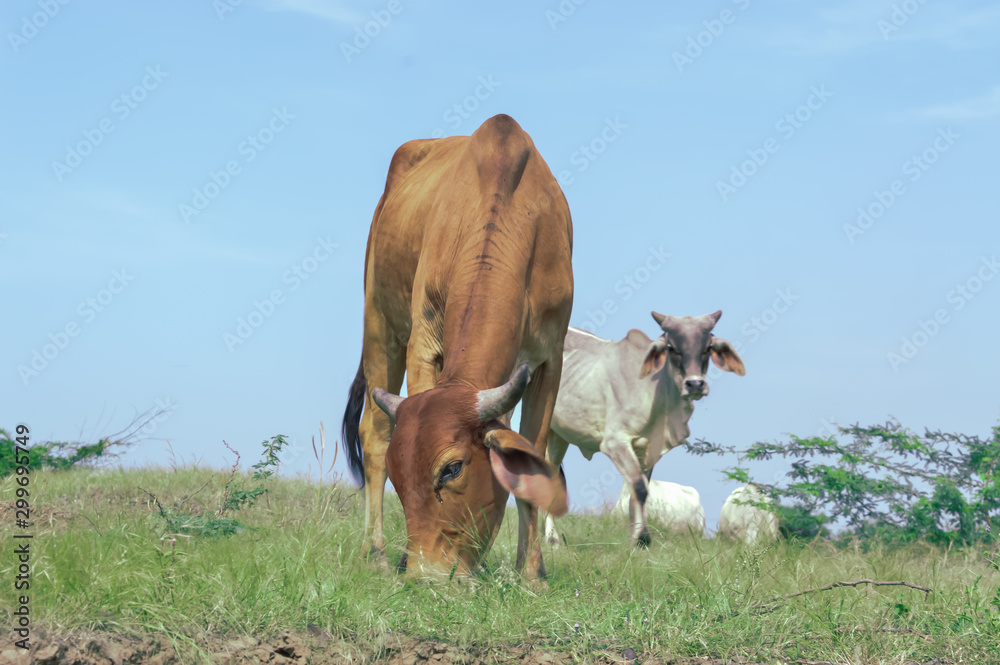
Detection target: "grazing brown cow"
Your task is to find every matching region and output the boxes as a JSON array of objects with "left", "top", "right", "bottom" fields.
[{"left": 341, "top": 114, "right": 572, "bottom": 581}]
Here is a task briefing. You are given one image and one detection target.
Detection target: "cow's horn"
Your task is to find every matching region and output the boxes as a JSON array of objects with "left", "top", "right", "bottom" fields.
[
  {"left": 372, "top": 388, "right": 404, "bottom": 418},
  {"left": 476, "top": 364, "right": 530, "bottom": 423}
]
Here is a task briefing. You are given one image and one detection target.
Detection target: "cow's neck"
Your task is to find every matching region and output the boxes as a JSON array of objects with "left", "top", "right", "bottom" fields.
[
  {"left": 435, "top": 244, "right": 527, "bottom": 390},
  {"left": 653, "top": 374, "right": 693, "bottom": 450}
]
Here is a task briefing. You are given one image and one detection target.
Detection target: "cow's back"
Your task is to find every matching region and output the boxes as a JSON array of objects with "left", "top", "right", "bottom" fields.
[
  {"left": 552, "top": 328, "right": 667, "bottom": 450},
  {"left": 365, "top": 116, "right": 572, "bottom": 383},
  {"left": 364, "top": 135, "right": 465, "bottom": 321},
  {"left": 612, "top": 480, "right": 705, "bottom": 535},
  {"left": 718, "top": 485, "right": 779, "bottom": 545},
  {"left": 550, "top": 328, "right": 618, "bottom": 450}
]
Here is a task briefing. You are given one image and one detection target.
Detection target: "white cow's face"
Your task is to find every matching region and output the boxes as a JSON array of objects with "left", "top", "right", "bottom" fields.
[{"left": 641, "top": 310, "right": 746, "bottom": 399}]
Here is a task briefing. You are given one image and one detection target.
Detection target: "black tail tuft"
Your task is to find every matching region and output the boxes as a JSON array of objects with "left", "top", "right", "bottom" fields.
[{"left": 341, "top": 358, "right": 367, "bottom": 487}]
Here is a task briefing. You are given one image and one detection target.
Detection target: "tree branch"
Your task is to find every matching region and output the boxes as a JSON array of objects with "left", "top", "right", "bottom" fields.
[{"left": 747, "top": 578, "right": 932, "bottom": 616}]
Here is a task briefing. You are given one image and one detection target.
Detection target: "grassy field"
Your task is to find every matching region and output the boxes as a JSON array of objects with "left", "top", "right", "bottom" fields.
[{"left": 1, "top": 466, "right": 998, "bottom": 664}]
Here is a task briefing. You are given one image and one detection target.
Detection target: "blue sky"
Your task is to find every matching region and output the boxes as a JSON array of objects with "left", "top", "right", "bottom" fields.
[{"left": 3, "top": 0, "right": 998, "bottom": 531}]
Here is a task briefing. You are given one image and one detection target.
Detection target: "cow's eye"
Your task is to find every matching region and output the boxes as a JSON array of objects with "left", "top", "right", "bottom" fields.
[
  {"left": 439, "top": 461, "right": 463, "bottom": 484},
  {"left": 667, "top": 345, "right": 681, "bottom": 356}
]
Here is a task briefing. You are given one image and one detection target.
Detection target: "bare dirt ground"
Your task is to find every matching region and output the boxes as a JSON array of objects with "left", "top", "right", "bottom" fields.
[{"left": 0, "top": 629, "right": 953, "bottom": 665}]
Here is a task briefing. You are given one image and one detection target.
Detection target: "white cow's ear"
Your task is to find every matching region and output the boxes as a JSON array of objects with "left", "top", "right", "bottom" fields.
[
  {"left": 640, "top": 337, "right": 668, "bottom": 378},
  {"left": 709, "top": 337, "right": 746, "bottom": 376}
]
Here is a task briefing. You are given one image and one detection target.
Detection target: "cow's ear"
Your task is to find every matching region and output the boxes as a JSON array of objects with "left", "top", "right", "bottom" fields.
[
  {"left": 484, "top": 429, "right": 568, "bottom": 517},
  {"left": 640, "top": 337, "right": 668, "bottom": 378},
  {"left": 710, "top": 337, "right": 746, "bottom": 376}
]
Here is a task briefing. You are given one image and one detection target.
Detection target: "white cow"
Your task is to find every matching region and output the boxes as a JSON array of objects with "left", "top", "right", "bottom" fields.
[
  {"left": 611, "top": 480, "right": 705, "bottom": 537},
  {"left": 543, "top": 311, "right": 745, "bottom": 547},
  {"left": 718, "top": 484, "right": 779, "bottom": 545}
]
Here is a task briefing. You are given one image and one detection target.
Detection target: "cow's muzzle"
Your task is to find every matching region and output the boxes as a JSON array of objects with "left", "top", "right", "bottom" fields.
[{"left": 683, "top": 377, "right": 708, "bottom": 400}]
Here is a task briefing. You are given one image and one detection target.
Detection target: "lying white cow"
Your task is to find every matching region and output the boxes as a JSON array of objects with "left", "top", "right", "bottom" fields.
[
  {"left": 718, "top": 484, "right": 779, "bottom": 545},
  {"left": 544, "top": 311, "right": 745, "bottom": 547},
  {"left": 611, "top": 480, "right": 705, "bottom": 537}
]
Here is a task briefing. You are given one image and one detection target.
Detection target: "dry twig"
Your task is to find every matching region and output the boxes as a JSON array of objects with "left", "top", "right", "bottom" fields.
[
  {"left": 777, "top": 578, "right": 932, "bottom": 602},
  {"left": 138, "top": 487, "right": 167, "bottom": 518},
  {"left": 745, "top": 578, "right": 932, "bottom": 616},
  {"left": 217, "top": 441, "right": 241, "bottom": 518}
]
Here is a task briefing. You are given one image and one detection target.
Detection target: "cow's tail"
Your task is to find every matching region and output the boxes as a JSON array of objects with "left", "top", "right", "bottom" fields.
[{"left": 341, "top": 357, "right": 367, "bottom": 487}]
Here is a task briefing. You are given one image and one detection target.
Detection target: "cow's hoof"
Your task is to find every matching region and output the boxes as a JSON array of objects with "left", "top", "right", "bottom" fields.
[
  {"left": 367, "top": 547, "right": 390, "bottom": 572},
  {"left": 635, "top": 531, "right": 652, "bottom": 548},
  {"left": 525, "top": 577, "right": 550, "bottom": 592}
]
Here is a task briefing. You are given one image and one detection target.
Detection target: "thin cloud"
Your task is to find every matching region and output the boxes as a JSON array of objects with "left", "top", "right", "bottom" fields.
[
  {"left": 259, "top": 0, "right": 363, "bottom": 25},
  {"left": 749, "top": 1, "right": 1000, "bottom": 55},
  {"left": 920, "top": 86, "right": 1000, "bottom": 120}
]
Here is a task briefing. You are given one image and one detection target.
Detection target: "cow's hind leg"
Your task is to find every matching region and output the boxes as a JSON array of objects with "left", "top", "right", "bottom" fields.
[
  {"left": 357, "top": 321, "right": 407, "bottom": 570},
  {"left": 543, "top": 430, "right": 570, "bottom": 547},
  {"left": 602, "top": 437, "right": 650, "bottom": 547}
]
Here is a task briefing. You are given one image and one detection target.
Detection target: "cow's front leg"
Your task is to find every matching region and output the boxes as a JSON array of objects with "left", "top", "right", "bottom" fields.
[
  {"left": 515, "top": 498, "right": 543, "bottom": 580},
  {"left": 516, "top": 360, "right": 565, "bottom": 581},
  {"left": 602, "top": 436, "right": 649, "bottom": 547}
]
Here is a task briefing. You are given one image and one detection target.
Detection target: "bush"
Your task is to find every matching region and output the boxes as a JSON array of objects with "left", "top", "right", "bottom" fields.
[
  {"left": 0, "top": 429, "right": 109, "bottom": 476},
  {"left": 775, "top": 504, "right": 831, "bottom": 540},
  {"left": 689, "top": 418, "right": 1000, "bottom": 546},
  {"left": 145, "top": 434, "right": 288, "bottom": 538},
  {"left": 1, "top": 409, "right": 170, "bottom": 477}
]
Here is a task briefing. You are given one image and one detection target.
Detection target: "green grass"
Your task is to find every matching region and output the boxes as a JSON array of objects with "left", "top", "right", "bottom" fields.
[{"left": 2, "top": 466, "right": 999, "bottom": 663}]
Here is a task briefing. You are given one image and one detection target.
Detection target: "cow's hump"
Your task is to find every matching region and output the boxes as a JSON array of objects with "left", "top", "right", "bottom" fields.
[{"left": 624, "top": 329, "right": 652, "bottom": 348}]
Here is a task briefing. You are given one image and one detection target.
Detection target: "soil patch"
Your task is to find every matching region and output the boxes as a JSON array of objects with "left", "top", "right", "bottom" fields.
[{"left": 0, "top": 629, "right": 950, "bottom": 665}]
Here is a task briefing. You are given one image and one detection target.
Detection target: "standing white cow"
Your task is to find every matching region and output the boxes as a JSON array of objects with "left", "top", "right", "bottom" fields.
[
  {"left": 544, "top": 311, "right": 745, "bottom": 547},
  {"left": 611, "top": 480, "right": 705, "bottom": 537},
  {"left": 718, "top": 484, "right": 779, "bottom": 545}
]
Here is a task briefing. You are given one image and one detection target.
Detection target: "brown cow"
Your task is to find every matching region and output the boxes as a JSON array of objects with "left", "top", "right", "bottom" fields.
[{"left": 341, "top": 115, "right": 572, "bottom": 581}]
